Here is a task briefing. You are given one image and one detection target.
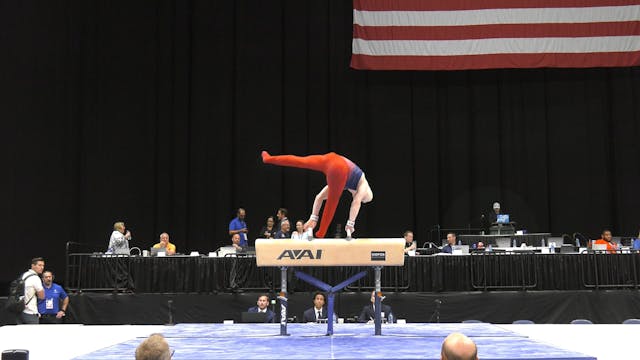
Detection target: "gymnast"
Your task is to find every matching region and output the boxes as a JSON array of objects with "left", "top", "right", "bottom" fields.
[{"left": 261, "top": 151, "right": 373, "bottom": 238}]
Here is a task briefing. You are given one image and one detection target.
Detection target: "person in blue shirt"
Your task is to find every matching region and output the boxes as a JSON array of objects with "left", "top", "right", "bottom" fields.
[
  {"left": 441, "top": 233, "right": 456, "bottom": 254},
  {"left": 229, "top": 208, "right": 249, "bottom": 247},
  {"left": 38, "top": 271, "right": 69, "bottom": 324}
]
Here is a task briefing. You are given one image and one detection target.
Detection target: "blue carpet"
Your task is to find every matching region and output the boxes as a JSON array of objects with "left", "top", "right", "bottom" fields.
[{"left": 74, "top": 323, "right": 595, "bottom": 360}]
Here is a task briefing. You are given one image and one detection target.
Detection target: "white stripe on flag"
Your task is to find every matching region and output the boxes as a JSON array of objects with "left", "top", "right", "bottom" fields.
[
  {"left": 353, "top": 36, "right": 640, "bottom": 56},
  {"left": 353, "top": 6, "right": 640, "bottom": 27}
]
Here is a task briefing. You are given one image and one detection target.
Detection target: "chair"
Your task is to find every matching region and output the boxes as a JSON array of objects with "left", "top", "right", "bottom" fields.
[
  {"left": 622, "top": 318, "right": 640, "bottom": 324},
  {"left": 462, "top": 320, "right": 483, "bottom": 323},
  {"left": 1, "top": 349, "right": 29, "bottom": 360},
  {"left": 570, "top": 319, "right": 593, "bottom": 324},
  {"left": 512, "top": 320, "right": 535, "bottom": 324}
]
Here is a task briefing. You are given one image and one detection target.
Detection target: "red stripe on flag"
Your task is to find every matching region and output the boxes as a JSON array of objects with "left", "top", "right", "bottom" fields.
[
  {"left": 351, "top": 51, "right": 640, "bottom": 70},
  {"left": 354, "top": 22, "right": 640, "bottom": 41},
  {"left": 354, "top": 0, "right": 640, "bottom": 11}
]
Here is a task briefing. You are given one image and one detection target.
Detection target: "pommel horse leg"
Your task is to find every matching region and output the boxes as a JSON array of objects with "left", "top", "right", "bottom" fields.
[
  {"left": 374, "top": 266, "right": 382, "bottom": 336},
  {"left": 278, "top": 266, "right": 290, "bottom": 336}
]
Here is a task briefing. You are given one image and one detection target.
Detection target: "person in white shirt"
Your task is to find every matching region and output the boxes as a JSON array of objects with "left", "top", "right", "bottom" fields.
[
  {"left": 107, "top": 221, "right": 132, "bottom": 254},
  {"left": 290, "top": 220, "right": 310, "bottom": 240},
  {"left": 18, "top": 257, "right": 45, "bottom": 324}
]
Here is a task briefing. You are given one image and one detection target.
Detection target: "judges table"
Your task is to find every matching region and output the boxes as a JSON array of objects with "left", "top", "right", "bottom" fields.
[{"left": 65, "top": 252, "right": 640, "bottom": 293}]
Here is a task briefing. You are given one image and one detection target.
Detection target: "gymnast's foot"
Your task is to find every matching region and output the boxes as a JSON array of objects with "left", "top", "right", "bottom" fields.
[{"left": 261, "top": 150, "right": 271, "bottom": 163}]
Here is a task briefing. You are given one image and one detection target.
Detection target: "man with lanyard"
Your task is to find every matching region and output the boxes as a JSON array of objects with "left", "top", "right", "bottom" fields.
[
  {"left": 18, "top": 257, "right": 45, "bottom": 324},
  {"left": 38, "top": 270, "right": 69, "bottom": 324},
  {"left": 229, "top": 208, "right": 249, "bottom": 247}
]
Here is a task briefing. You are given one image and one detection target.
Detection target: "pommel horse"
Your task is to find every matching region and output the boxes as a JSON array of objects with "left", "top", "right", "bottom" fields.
[{"left": 255, "top": 238, "right": 405, "bottom": 336}]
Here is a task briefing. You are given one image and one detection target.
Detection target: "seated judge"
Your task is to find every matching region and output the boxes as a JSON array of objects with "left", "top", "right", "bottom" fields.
[
  {"left": 403, "top": 230, "right": 416, "bottom": 254},
  {"left": 441, "top": 233, "right": 456, "bottom": 254},
  {"left": 593, "top": 229, "right": 618, "bottom": 253},
  {"left": 302, "top": 292, "right": 334, "bottom": 323},
  {"left": 301, "top": 292, "right": 338, "bottom": 323},
  {"left": 152, "top": 232, "right": 176, "bottom": 255},
  {"left": 358, "top": 291, "right": 395, "bottom": 323},
  {"left": 231, "top": 233, "right": 243, "bottom": 250},
  {"left": 247, "top": 294, "right": 275, "bottom": 323}
]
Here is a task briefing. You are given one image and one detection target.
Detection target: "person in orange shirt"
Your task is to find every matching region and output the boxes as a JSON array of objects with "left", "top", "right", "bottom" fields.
[{"left": 593, "top": 229, "right": 618, "bottom": 253}]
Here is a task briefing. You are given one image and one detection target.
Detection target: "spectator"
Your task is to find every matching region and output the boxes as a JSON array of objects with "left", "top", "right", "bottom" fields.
[
  {"left": 38, "top": 270, "right": 69, "bottom": 324},
  {"left": 291, "top": 220, "right": 310, "bottom": 240},
  {"left": 17, "top": 257, "right": 45, "bottom": 324},
  {"left": 247, "top": 294, "right": 275, "bottom": 323},
  {"left": 258, "top": 216, "right": 277, "bottom": 239},
  {"left": 276, "top": 208, "right": 289, "bottom": 231},
  {"left": 152, "top": 232, "right": 176, "bottom": 255},
  {"left": 358, "top": 291, "right": 394, "bottom": 323},
  {"left": 275, "top": 219, "right": 291, "bottom": 239},
  {"left": 403, "top": 230, "right": 416, "bottom": 254},
  {"left": 442, "top": 233, "right": 456, "bottom": 254},
  {"left": 107, "top": 221, "right": 131, "bottom": 254},
  {"left": 441, "top": 332, "right": 478, "bottom": 360},
  {"left": 135, "top": 333, "right": 172, "bottom": 360},
  {"left": 229, "top": 208, "right": 248, "bottom": 247}
]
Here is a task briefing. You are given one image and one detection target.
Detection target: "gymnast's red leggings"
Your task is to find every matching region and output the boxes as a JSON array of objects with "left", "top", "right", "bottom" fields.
[{"left": 262, "top": 151, "right": 349, "bottom": 238}]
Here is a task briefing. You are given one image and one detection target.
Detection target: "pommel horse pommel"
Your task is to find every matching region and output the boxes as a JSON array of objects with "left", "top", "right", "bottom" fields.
[{"left": 256, "top": 238, "right": 405, "bottom": 336}]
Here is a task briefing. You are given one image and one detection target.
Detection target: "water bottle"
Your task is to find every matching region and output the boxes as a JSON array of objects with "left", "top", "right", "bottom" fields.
[
  {"left": 388, "top": 313, "right": 394, "bottom": 323},
  {"left": 487, "top": 244, "right": 493, "bottom": 252},
  {"left": 512, "top": 239, "right": 517, "bottom": 247},
  {"left": 540, "top": 238, "right": 545, "bottom": 248},
  {"left": 549, "top": 242, "right": 555, "bottom": 254},
  {"left": 575, "top": 237, "right": 580, "bottom": 247}
]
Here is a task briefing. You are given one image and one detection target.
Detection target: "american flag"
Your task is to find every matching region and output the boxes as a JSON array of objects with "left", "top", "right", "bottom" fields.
[{"left": 351, "top": 0, "right": 640, "bottom": 70}]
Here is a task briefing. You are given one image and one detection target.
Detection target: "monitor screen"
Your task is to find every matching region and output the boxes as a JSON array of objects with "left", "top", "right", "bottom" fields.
[{"left": 496, "top": 214, "right": 510, "bottom": 223}]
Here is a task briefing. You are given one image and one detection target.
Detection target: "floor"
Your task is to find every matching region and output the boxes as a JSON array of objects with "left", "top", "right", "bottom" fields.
[{"left": 0, "top": 323, "right": 635, "bottom": 359}]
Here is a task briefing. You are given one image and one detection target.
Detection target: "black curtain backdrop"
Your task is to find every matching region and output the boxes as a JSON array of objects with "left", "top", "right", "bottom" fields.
[{"left": 1, "top": 1, "right": 640, "bottom": 286}]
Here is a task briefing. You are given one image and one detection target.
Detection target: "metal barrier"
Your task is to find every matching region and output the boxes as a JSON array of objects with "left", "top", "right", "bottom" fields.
[
  {"left": 344, "top": 266, "right": 410, "bottom": 292},
  {"left": 582, "top": 250, "right": 640, "bottom": 289},
  {"left": 470, "top": 251, "right": 537, "bottom": 291}
]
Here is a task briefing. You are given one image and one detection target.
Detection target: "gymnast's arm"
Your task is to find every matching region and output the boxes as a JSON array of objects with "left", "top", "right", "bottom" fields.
[{"left": 305, "top": 185, "right": 329, "bottom": 230}]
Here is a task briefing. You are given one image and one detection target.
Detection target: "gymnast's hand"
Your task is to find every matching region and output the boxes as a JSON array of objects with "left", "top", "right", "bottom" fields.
[
  {"left": 304, "top": 219, "right": 317, "bottom": 231},
  {"left": 345, "top": 222, "right": 355, "bottom": 236}
]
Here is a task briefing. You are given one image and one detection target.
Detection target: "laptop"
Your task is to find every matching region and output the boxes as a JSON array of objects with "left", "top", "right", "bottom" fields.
[
  {"left": 451, "top": 245, "right": 470, "bottom": 255},
  {"left": 496, "top": 214, "right": 510, "bottom": 224},
  {"left": 236, "top": 246, "right": 256, "bottom": 255},
  {"left": 495, "top": 237, "right": 511, "bottom": 248},
  {"left": 218, "top": 246, "right": 237, "bottom": 257},
  {"left": 150, "top": 247, "right": 166, "bottom": 256},
  {"left": 241, "top": 311, "right": 268, "bottom": 323}
]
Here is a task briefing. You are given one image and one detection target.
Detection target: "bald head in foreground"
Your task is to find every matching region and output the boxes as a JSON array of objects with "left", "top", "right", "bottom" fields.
[
  {"left": 441, "top": 332, "right": 478, "bottom": 360},
  {"left": 136, "top": 333, "right": 171, "bottom": 360}
]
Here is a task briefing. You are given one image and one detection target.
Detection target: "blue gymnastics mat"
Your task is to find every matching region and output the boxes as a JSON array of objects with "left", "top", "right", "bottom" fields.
[{"left": 74, "top": 323, "right": 596, "bottom": 359}]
